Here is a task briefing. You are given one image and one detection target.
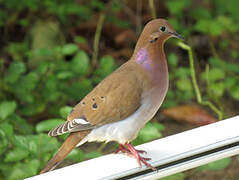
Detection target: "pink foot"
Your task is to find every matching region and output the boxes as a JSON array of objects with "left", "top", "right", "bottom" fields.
[
  {"left": 122, "top": 143, "right": 156, "bottom": 171},
  {"left": 115, "top": 144, "right": 147, "bottom": 155}
]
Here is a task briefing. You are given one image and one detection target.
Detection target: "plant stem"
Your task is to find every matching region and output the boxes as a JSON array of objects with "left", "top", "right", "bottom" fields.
[
  {"left": 92, "top": 13, "right": 106, "bottom": 67},
  {"left": 149, "top": 0, "right": 157, "bottom": 19},
  {"left": 176, "top": 41, "right": 223, "bottom": 120},
  {"left": 91, "top": 2, "right": 113, "bottom": 67},
  {"left": 209, "top": 39, "right": 220, "bottom": 59}
]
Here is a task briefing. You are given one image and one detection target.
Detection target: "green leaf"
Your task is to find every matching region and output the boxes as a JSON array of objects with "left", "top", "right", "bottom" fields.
[
  {"left": 209, "top": 21, "right": 224, "bottom": 36},
  {"left": 56, "top": 71, "right": 73, "bottom": 79},
  {"left": 166, "top": 0, "right": 191, "bottom": 15},
  {"left": 85, "top": 151, "right": 102, "bottom": 159},
  {"left": 74, "top": 36, "right": 87, "bottom": 44},
  {"left": 62, "top": 43, "right": 79, "bottom": 55},
  {"left": 0, "top": 122, "right": 13, "bottom": 138},
  {"left": 24, "top": 159, "right": 40, "bottom": 176},
  {"left": 43, "top": 75, "right": 60, "bottom": 101},
  {"left": 194, "top": 19, "right": 210, "bottom": 34},
  {"left": 201, "top": 68, "right": 225, "bottom": 81},
  {"left": 168, "top": 53, "right": 178, "bottom": 67},
  {"left": 72, "top": 51, "right": 90, "bottom": 75},
  {"left": 197, "top": 157, "right": 231, "bottom": 171},
  {"left": 67, "top": 149, "right": 85, "bottom": 162},
  {"left": 36, "top": 119, "right": 65, "bottom": 132},
  {"left": 168, "top": 18, "right": 180, "bottom": 31},
  {"left": 162, "top": 173, "right": 185, "bottom": 180},
  {"left": 8, "top": 72, "right": 39, "bottom": 103},
  {"left": 0, "top": 101, "right": 17, "bottom": 120},
  {"left": 64, "top": 79, "right": 93, "bottom": 100},
  {"left": 60, "top": 106, "right": 73, "bottom": 119},
  {"left": 39, "top": 134, "right": 60, "bottom": 154},
  {"left": 4, "top": 61, "right": 26, "bottom": 83},
  {"left": 96, "top": 55, "right": 116, "bottom": 78},
  {"left": 174, "top": 67, "right": 190, "bottom": 78},
  {"left": 7, "top": 159, "right": 40, "bottom": 180},
  {"left": 139, "top": 122, "right": 164, "bottom": 141},
  {"left": 209, "top": 82, "right": 225, "bottom": 97},
  {"left": 0, "top": 129, "right": 8, "bottom": 155},
  {"left": 8, "top": 166, "right": 27, "bottom": 180},
  {"left": 176, "top": 78, "right": 192, "bottom": 91},
  {"left": 34, "top": 61, "right": 49, "bottom": 74},
  {"left": 191, "top": 7, "right": 211, "bottom": 19},
  {"left": 209, "top": 57, "right": 239, "bottom": 73},
  {"left": 8, "top": 114, "right": 34, "bottom": 134},
  {"left": 224, "top": 78, "right": 237, "bottom": 89},
  {"left": 4, "top": 147, "right": 29, "bottom": 162},
  {"left": 230, "top": 84, "right": 239, "bottom": 100},
  {"left": 13, "top": 134, "right": 60, "bottom": 157},
  {"left": 133, "top": 122, "right": 164, "bottom": 145},
  {"left": 19, "top": 102, "right": 45, "bottom": 117},
  {"left": 20, "top": 72, "right": 39, "bottom": 91}
]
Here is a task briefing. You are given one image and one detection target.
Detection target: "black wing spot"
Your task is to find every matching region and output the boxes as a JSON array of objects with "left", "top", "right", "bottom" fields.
[
  {"left": 92, "top": 103, "right": 98, "bottom": 109},
  {"left": 92, "top": 98, "right": 95, "bottom": 101}
]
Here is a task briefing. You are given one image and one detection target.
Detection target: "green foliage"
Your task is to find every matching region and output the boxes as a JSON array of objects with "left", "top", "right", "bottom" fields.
[
  {"left": 0, "top": 28, "right": 118, "bottom": 178},
  {"left": 0, "top": 0, "right": 239, "bottom": 178},
  {"left": 0, "top": 132, "right": 61, "bottom": 180},
  {"left": 59, "top": 106, "right": 73, "bottom": 119},
  {"left": 163, "top": 53, "right": 193, "bottom": 108},
  {"left": 0, "top": 30, "right": 118, "bottom": 178},
  {"left": 133, "top": 122, "right": 165, "bottom": 146},
  {"left": 167, "top": 0, "right": 239, "bottom": 37},
  {"left": 161, "top": 173, "right": 186, "bottom": 180},
  {"left": 85, "top": 151, "right": 103, "bottom": 159},
  {"left": 197, "top": 158, "right": 231, "bottom": 171},
  {"left": 62, "top": 44, "right": 79, "bottom": 56},
  {"left": 166, "top": 0, "right": 191, "bottom": 16},
  {"left": 0, "top": 101, "right": 17, "bottom": 120},
  {"left": 71, "top": 51, "right": 90, "bottom": 75},
  {"left": 4, "top": 148, "right": 30, "bottom": 162},
  {"left": 94, "top": 55, "right": 116, "bottom": 83},
  {"left": 95, "top": 55, "right": 116, "bottom": 77},
  {"left": 36, "top": 119, "right": 65, "bottom": 133},
  {"left": 4, "top": 62, "right": 26, "bottom": 83},
  {"left": 199, "top": 57, "right": 239, "bottom": 102}
]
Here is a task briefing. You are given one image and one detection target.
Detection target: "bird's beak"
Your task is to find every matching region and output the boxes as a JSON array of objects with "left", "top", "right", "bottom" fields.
[{"left": 168, "top": 31, "right": 184, "bottom": 40}]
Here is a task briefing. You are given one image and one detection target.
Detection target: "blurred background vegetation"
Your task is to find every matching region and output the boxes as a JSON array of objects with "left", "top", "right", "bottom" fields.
[{"left": 1, "top": 0, "right": 239, "bottom": 179}]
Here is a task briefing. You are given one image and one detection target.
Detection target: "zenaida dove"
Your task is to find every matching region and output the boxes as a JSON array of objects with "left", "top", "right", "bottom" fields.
[{"left": 40, "top": 18, "right": 183, "bottom": 174}]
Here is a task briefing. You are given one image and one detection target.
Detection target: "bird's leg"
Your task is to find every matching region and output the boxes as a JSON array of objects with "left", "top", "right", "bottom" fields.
[
  {"left": 115, "top": 144, "right": 147, "bottom": 155},
  {"left": 125, "top": 143, "right": 156, "bottom": 171},
  {"left": 114, "top": 144, "right": 130, "bottom": 154}
]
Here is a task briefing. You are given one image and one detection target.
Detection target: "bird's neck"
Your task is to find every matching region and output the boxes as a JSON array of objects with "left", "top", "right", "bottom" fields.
[
  {"left": 133, "top": 40, "right": 168, "bottom": 86},
  {"left": 133, "top": 40, "right": 169, "bottom": 116}
]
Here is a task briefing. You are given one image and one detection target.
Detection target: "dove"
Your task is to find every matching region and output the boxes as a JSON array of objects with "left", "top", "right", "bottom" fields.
[{"left": 40, "top": 18, "right": 183, "bottom": 174}]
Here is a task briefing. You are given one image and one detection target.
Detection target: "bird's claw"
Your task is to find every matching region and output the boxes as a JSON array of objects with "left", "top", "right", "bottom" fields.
[{"left": 115, "top": 143, "right": 156, "bottom": 171}]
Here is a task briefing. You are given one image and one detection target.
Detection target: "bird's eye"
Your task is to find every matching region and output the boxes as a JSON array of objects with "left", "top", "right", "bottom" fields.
[{"left": 160, "top": 26, "right": 166, "bottom": 32}]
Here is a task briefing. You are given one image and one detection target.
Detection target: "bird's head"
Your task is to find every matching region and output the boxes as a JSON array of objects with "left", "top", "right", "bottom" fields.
[{"left": 134, "top": 19, "right": 183, "bottom": 52}]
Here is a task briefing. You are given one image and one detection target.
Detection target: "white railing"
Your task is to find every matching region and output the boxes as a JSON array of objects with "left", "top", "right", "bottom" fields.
[{"left": 28, "top": 115, "right": 239, "bottom": 180}]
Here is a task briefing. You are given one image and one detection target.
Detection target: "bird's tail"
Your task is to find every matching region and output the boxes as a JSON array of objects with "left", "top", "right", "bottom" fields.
[{"left": 40, "top": 130, "right": 90, "bottom": 174}]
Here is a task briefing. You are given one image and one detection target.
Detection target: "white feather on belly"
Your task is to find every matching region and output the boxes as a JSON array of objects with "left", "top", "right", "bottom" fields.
[{"left": 77, "top": 90, "right": 165, "bottom": 146}]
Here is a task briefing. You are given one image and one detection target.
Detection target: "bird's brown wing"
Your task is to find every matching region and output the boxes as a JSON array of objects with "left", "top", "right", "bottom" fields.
[{"left": 48, "top": 61, "right": 148, "bottom": 136}]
